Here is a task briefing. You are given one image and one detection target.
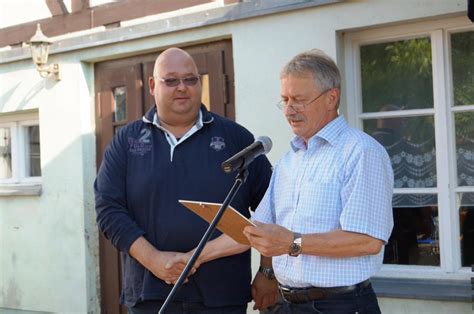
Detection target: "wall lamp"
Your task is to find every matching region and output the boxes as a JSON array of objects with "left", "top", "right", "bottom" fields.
[{"left": 29, "top": 24, "right": 61, "bottom": 81}]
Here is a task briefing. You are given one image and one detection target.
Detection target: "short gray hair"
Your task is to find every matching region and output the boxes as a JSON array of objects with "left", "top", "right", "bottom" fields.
[{"left": 281, "top": 49, "right": 341, "bottom": 92}]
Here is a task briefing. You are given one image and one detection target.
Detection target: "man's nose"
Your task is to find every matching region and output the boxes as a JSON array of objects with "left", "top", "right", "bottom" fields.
[
  {"left": 176, "top": 81, "right": 187, "bottom": 90},
  {"left": 283, "top": 103, "right": 297, "bottom": 114}
]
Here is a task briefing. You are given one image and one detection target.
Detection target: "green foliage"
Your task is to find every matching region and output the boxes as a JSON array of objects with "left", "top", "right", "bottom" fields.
[
  {"left": 361, "top": 32, "right": 474, "bottom": 145},
  {"left": 451, "top": 31, "right": 474, "bottom": 107},
  {"left": 361, "top": 37, "right": 433, "bottom": 113},
  {"left": 455, "top": 112, "right": 474, "bottom": 139},
  {"left": 452, "top": 31, "right": 474, "bottom": 142}
]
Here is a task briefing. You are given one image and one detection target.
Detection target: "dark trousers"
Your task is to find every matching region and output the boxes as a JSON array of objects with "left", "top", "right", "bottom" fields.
[
  {"left": 264, "top": 283, "right": 381, "bottom": 314},
  {"left": 128, "top": 300, "right": 247, "bottom": 314}
]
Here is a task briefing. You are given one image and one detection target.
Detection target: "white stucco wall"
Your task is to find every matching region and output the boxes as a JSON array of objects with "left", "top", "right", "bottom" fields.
[
  {"left": 0, "top": 59, "right": 98, "bottom": 312},
  {"left": 0, "top": 0, "right": 472, "bottom": 313}
]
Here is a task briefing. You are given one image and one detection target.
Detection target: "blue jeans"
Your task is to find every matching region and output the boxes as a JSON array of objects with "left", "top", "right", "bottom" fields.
[
  {"left": 264, "top": 283, "right": 381, "bottom": 314},
  {"left": 128, "top": 300, "right": 247, "bottom": 314}
]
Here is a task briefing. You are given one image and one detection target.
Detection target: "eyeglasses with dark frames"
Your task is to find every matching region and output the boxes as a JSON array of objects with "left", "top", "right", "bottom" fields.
[
  {"left": 155, "top": 76, "right": 200, "bottom": 87},
  {"left": 276, "top": 89, "right": 330, "bottom": 112}
]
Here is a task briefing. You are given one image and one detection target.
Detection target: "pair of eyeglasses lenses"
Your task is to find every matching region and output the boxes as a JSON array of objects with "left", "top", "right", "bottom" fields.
[
  {"left": 162, "top": 76, "right": 199, "bottom": 87},
  {"left": 276, "top": 100, "right": 304, "bottom": 112}
]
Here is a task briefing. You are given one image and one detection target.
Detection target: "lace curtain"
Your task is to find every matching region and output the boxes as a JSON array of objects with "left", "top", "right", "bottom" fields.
[{"left": 373, "top": 128, "right": 437, "bottom": 207}]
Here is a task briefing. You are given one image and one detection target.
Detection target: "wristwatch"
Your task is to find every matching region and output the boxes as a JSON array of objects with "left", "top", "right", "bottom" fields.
[
  {"left": 289, "top": 232, "right": 302, "bottom": 257},
  {"left": 258, "top": 266, "right": 275, "bottom": 280}
]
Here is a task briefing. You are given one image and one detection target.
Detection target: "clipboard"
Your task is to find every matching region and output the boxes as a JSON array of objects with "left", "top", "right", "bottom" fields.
[{"left": 179, "top": 200, "right": 255, "bottom": 245}]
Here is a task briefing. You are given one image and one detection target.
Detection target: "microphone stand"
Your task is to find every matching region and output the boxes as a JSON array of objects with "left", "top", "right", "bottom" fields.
[{"left": 158, "top": 167, "right": 249, "bottom": 314}]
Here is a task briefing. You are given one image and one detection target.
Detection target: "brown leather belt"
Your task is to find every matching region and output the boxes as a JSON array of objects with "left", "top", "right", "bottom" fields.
[{"left": 279, "top": 279, "right": 371, "bottom": 304}]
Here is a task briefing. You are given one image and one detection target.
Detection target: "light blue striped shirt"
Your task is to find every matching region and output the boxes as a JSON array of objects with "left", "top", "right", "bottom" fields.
[{"left": 252, "top": 116, "right": 394, "bottom": 287}]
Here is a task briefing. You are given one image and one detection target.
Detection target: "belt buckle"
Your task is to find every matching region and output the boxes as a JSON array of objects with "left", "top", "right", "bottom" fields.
[
  {"left": 280, "top": 286, "right": 292, "bottom": 293},
  {"left": 279, "top": 286, "right": 298, "bottom": 303}
]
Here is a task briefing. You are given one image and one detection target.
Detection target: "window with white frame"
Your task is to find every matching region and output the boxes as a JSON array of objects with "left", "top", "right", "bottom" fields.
[
  {"left": 344, "top": 17, "right": 474, "bottom": 282},
  {"left": 0, "top": 111, "right": 41, "bottom": 195}
]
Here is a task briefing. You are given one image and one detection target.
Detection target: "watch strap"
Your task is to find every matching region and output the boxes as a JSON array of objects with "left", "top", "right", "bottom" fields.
[{"left": 258, "top": 266, "right": 275, "bottom": 280}]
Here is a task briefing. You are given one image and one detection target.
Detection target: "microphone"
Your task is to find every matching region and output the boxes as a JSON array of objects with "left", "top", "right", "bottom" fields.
[{"left": 221, "top": 136, "right": 272, "bottom": 173}]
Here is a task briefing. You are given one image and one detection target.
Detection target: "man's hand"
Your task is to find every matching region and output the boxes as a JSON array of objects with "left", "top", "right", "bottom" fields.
[
  {"left": 148, "top": 251, "right": 197, "bottom": 284},
  {"left": 252, "top": 272, "right": 278, "bottom": 310},
  {"left": 165, "top": 249, "right": 203, "bottom": 284},
  {"left": 129, "top": 237, "right": 198, "bottom": 285},
  {"left": 243, "top": 222, "right": 293, "bottom": 256}
]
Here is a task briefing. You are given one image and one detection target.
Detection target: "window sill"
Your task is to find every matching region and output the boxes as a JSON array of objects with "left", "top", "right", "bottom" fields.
[
  {"left": 0, "top": 183, "right": 42, "bottom": 196},
  {"left": 372, "top": 277, "right": 472, "bottom": 302}
]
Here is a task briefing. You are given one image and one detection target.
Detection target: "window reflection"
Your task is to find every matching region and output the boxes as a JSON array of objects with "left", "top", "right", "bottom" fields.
[
  {"left": 451, "top": 31, "right": 474, "bottom": 107},
  {"left": 113, "top": 86, "right": 127, "bottom": 122},
  {"left": 366, "top": 105, "right": 439, "bottom": 265},
  {"left": 364, "top": 107, "right": 437, "bottom": 190},
  {"left": 0, "top": 127, "right": 12, "bottom": 179},
  {"left": 455, "top": 112, "right": 474, "bottom": 187},
  {"left": 25, "top": 125, "right": 41, "bottom": 177},
  {"left": 384, "top": 199, "right": 439, "bottom": 266},
  {"left": 360, "top": 37, "right": 433, "bottom": 112}
]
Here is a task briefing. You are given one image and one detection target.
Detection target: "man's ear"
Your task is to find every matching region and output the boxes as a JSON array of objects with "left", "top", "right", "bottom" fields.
[
  {"left": 326, "top": 88, "right": 340, "bottom": 110},
  {"left": 148, "top": 77, "right": 155, "bottom": 96}
]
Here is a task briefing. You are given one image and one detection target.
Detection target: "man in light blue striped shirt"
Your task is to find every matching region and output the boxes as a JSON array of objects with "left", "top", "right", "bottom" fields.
[{"left": 244, "top": 49, "right": 394, "bottom": 313}]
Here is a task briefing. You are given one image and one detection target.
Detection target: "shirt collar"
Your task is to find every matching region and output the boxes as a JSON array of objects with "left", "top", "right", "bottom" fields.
[
  {"left": 290, "top": 115, "right": 348, "bottom": 152},
  {"left": 153, "top": 110, "right": 203, "bottom": 130}
]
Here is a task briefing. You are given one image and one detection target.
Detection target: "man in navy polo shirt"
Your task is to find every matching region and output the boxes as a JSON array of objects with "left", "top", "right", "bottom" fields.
[{"left": 94, "top": 47, "right": 272, "bottom": 313}]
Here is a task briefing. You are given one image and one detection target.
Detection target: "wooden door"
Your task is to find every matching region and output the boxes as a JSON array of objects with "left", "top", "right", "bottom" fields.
[{"left": 94, "top": 40, "right": 234, "bottom": 313}]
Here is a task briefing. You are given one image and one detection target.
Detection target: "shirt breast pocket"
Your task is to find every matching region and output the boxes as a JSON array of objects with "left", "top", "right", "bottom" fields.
[{"left": 297, "top": 181, "right": 342, "bottom": 233}]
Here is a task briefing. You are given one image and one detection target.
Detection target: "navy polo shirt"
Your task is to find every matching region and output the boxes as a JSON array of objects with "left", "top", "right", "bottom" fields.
[{"left": 94, "top": 105, "right": 272, "bottom": 307}]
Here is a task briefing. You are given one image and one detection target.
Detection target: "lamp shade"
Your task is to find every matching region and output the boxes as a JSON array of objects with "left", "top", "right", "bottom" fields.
[{"left": 29, "top": 24, "right": 51, "bottom": 66}]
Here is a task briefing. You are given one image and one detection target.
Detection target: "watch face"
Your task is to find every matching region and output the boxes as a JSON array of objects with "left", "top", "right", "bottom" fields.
[
  {"left": 289, "top": 232, "right": 302, "bottom": 257},
  {"left": 289, "top": 242, "right": 301, "bottom": 256}
]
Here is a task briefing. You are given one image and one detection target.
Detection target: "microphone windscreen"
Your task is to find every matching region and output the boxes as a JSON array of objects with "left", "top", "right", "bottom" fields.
[{"left": 256, "top": 136, "right": 272, "bottom": 154}]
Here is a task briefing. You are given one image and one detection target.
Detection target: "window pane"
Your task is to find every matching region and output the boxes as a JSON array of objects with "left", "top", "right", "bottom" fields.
[
  {"left": 25, "top": 125, "right": 41, "bottom": 177},
  {"left": 384, "top": 198, "right": 439, "bottom": 266},
  {"left": 113, "top": 86, "right": 126, "bottom": 122},
  {"left": 0, "top": 127, "right": 12, "bottom": 179},
  {"left": 455, "top": 111, "right": 474, "bottom": 186},
  {"left": 459, "top": 192, "right": 474, "bottom": 267},
  {"left": 360, "top": 37, "right": 433, "bottom": 112},
  {"left": 451, "top": 31, "right": 474, "bottom": 106},
  {"left": 365, "top": 115, "right": 437, "bottom": 189}
]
